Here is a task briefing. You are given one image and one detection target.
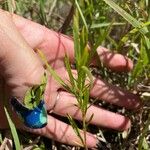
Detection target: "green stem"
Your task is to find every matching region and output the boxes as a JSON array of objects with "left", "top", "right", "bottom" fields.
[{"left": 82, "top": 112, "right": 88, "bottom": 150}]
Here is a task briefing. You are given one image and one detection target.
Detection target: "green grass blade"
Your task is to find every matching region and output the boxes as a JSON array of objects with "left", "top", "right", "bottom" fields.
[
  {"left": 75, "top": 0, "right": 88, "bottom": 32},
  {"left": 64, "top": 55, "right": 76, "bottom": 87},
  {"left": 103, "top": 0, "right": 148, "bottom": 35},
  {"left": 91, "top": 22, "right": 125, "bottom": 28},
  {"left": 4, "top": 107, "right": 21, "bottom": 150},
  {"left": 37, "top": 49, "right": 66, "bottom": 87},
  {"left": 81, "top": 66, "right": 93, "bottom": 88},
  {"left": 138, "top": 113, "right": 150, "bottom": 150},
  {"left": 80, "top": 46, "right": 89, "bottom": 67},
  {"left": 39, "top": 0, "right": 47, "bottom": 25},
  {"left": 144, "top": 36, "right": 150, "bottom": 63},
  {"left": 67, "top": 114, "right": 84, "bottom": 146},
  {"left": 7, "top": 0, "right": 16, "bottom": 13},
  {"left": 73, "top": 10, "right": 81, "bottom": 66}
]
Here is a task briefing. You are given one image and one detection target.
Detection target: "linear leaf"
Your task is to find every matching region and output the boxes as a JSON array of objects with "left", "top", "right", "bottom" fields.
[
  {"left": 67, "top": 115, "right": 84, "bottom": 145},
  {"left": 37, "top": 49, "right": 66, "bottom": 87},
  {"left": 91, "top": 22, "right": 125, "bottom": 28},
  {"left": 4, "top": 107, "right": 21, "bottom": 150},
  {"left": 73, "top": 10, "right": 81, "bottom": 66},
  {"left": 64, "top": 55, "right": 75, "bottom": 87},
  {"left": 75, "top": 0, "right": 88, "bottom": 32},
  {"left": 81, "top": 66, "right": 93, "bottom": 88}
]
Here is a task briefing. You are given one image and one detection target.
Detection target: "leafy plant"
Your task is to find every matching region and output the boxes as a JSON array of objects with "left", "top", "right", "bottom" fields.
[{"left": 0, "top": 0, "right": 149, "bottom": 150}]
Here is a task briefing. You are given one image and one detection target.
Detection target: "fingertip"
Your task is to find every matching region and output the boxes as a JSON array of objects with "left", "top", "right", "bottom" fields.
[
  {"left": 125, "top": 93, "right": 142, "bottom": 110},
  {"left": 118, "top": 56, "right": 133, "bottom": 72},
  {"left": 86, "top": 133, "right": 98, "bottom": 148},
  {"left": 96, "top": 46, "right": 133, "bottom": 72},
  {"left": 122, "top": 117, "right": 131, "bottom": 131},
  {"left": 111, "top": 115, "right": 131, "bottom": 132},
  {"left": 126, "top": 57, "right": 133, "bottom": 71},
  {"left": 132, "top": 99, "right": 143, "bottom": 112}
]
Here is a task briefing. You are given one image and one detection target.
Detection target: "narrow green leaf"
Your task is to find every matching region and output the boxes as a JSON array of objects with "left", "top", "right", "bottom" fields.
[
  {"left": 7, "top": 0, "right": 16, "bottom": 13},
  {"left": 81, "top": 66, "right": 93, "bottom": 88},
  {"left": 64, "top": 55, "right": 75, "bottom": 87},
  {"left": 67, "top": 115, "right": 84, "bottom": 145},
  {"left": 80, "top": 46, "right": 89, "bottom": 67},
  {"left": 131, "top": 60, "right": 143, "bottom": 79},
  {"left": 86, "top": 114, "right": 94, "bottom": 126},
  {"left": 138, "top": 113, "right": 150, "bottom": 150},
  {"left": 144, "top": 36, "right": 150, "bottom": 63},
  {"left": 82, "top": 88, "right": 90, "bottom": 114},
  {"left": 4, "top": 107, "right": 21, "bottom": 150},
  {"left": 39, "top": 0, "right": 47, "bottom": 25},
  {"left": 73, "top": 10, "right": 81, "bottom": 66},
  {"left": 141, "top": 38, "right": 149, "bottom": 65},
  {"left": 75, "top": 0, "right": 88, "bottom": 32},
  {"left": 37, "top": 49, "right": 66, "bottom": 87},
  {"left": 80, "top": 27, "right": 88, "bottom": 55},
  {"left": 103, "top": 0, "right": 148, "bottom": 35},
  {"left": 91, "top": 22, "right": 125, "bottom": 28}
]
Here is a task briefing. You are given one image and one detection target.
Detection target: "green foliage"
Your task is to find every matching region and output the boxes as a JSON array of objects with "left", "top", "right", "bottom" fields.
[
  {"left": 0, "top": 0, "right": 149, "bottom": 149},
  {"left": 138, "top": 113, "right": 150, "bottom": 150},
  {"left": 24, "top": 72, "right": 47, "bottom": 109},
  {"left": 103, "top": 0, "right": 149, "bottom": 35}
]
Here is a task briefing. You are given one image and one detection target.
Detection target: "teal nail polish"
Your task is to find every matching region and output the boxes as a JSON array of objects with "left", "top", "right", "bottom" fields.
[{"left": 11, "top": 97, "right": 47, "bottom": 129}]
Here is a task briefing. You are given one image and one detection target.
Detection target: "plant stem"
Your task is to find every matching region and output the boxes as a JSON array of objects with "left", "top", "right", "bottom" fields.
[{"left": 82, "top": 112, "right": 88, "bottom": 150}]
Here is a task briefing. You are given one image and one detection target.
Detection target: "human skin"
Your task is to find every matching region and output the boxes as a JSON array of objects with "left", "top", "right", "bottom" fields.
[{"left": 0, "top": 9, "right": 141, "bottom": 148}]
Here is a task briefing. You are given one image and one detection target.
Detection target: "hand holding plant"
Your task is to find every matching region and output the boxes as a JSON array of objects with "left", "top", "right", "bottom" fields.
[{"left": 0, "top": 10, "right": 141, "bottom": 149}]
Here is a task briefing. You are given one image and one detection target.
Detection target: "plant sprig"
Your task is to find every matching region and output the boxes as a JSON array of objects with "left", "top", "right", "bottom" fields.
[{"left": 24, "top": 72, "right": 47, "bottom": 109}]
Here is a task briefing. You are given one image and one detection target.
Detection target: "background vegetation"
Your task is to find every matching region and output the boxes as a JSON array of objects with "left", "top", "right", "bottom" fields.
[{"left": 0, "top": 0, "right": 149, "bottom": 149}]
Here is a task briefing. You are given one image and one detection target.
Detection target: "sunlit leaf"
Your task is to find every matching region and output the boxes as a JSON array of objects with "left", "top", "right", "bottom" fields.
[{"left": 4, "top": 107, "right": 21, "bottom": 150}]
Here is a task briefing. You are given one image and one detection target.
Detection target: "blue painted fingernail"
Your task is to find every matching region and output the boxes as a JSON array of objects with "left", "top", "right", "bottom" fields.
[{"left": 10, "top": 97, "right": 47, "bottom": 129}]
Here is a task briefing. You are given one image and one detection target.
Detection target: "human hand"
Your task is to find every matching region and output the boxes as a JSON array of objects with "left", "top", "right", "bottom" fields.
[{"left": 0, "top": 10, "right": 141, "bottom": 148}]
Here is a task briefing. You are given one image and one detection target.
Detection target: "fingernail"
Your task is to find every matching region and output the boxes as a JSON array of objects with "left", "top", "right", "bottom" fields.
[{"left": 10, "top": 97, "right": 47, "bottom": 129}]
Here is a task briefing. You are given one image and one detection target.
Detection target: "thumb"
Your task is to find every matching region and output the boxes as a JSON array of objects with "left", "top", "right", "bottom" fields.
[{"left": 0, "top": 10, "right": 44, "bottom": 99}]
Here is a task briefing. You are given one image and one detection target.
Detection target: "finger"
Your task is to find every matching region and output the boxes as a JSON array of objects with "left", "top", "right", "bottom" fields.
[
  {"left": 0, "top": 98, "right": 97, "bottom": 148},
  {"left": 90, "top": 77, "right": 141, "bottom": 109},
  {"left": 25, "top": 115, "right": 98, "bottom": 148},
  {"left": 11, "top": 12, "right": 74, "bottom": 65},
  {"left": 0, "top": 10, "right": 44, "bottom": 99},
  {"left": 10, "top": 11, "right": 133, "bottom": 71},
  {"left": 93, "top": 46, "right": 133, "bottom": 72},
  {"left": 63, "top": 69, "right": 141, "bottom": 110},
  {"left": 51, "top": 91, "right": 131, "bottom": 131}
]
